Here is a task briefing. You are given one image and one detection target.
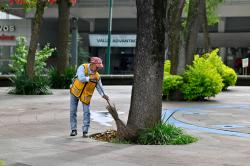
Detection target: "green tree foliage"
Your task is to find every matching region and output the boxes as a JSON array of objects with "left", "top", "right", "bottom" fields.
[
  {"left": 206, "top": 0, "right": 224, "bottom": 25},
  {"left": 0, "top": 3, "right": 9, "bottom": 11},
  {"left": 184, "top": 0, "right": 224, "bottom": 26}
]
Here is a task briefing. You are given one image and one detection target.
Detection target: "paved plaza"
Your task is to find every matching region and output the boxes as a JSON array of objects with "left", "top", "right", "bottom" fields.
[{"left": 0, "top": 86, "right": 250, "bottom": 166}]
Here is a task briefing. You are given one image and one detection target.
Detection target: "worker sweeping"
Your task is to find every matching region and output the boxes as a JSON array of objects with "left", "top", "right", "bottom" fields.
[{"left": 69, "top": 57, "right": 109, "bottom": 138}]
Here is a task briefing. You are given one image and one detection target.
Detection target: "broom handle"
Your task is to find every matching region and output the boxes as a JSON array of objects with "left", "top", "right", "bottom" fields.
[
  {"left": 106, "top": 99, "right": 112, "bottom": 108},
  {"left": 99, "top": 84, "right": 121, "bottom": 121},
  {"left": 99, "top": 84, "right": 112, "bottom": 107}
]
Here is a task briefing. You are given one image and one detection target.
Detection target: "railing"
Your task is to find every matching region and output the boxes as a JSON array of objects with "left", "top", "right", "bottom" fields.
[
  {"left": 224, "top": 0, "right": 250, "bottom": 4},
  {"left": 1, "top": 74, "right": 250, "bottom": 86},
  {"left": 76, "top": 0, "right": 136, "bottom": 7}
]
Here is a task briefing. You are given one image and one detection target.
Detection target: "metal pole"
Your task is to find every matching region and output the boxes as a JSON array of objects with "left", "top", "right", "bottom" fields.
[
  {"left": 71, "top": 17, "right": 78, "bottom": 68},
  {"left": 105, "top": 0, "right": 113, "bottom": 74}
]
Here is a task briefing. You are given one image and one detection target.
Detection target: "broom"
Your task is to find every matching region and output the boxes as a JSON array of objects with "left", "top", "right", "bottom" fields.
[{"left": 100, "top": 87, "right": 136, "bottom": 140}]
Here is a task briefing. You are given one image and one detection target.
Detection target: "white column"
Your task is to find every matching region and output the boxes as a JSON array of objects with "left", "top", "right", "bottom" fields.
[
  {"left": 218, "top": 17, "right": 227, "bottom": 64},
  {"left": 89, "top": 19, "right": 95, "bottom": 33}
]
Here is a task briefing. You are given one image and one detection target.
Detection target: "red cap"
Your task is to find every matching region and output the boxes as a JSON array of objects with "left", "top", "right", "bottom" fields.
[{"left": 90, "top": 57, "right": 104, "bottom": 68}]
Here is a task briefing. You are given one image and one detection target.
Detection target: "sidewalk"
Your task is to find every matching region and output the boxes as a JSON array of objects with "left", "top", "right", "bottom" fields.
[{"left": 0, "top": 86, "right": 250, "bottom": 166}]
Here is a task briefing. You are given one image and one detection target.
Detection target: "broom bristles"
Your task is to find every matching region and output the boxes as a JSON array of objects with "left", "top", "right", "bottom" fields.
[{"left": 105, "top": 101, "right": 137, "bottom": 140}]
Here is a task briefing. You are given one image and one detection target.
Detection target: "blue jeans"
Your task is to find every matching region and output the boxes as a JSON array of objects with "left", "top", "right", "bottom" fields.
[{"left": 70, "top": 94, "right": 90, "bottom": 133}]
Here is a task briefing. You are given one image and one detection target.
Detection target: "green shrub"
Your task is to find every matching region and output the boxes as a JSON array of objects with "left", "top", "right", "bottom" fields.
[
  {"left": 205, "top": 49, "right": 237, "bottom": 90},
  {"left": 9, "top": 37, "right": 28, "bottom": 75},
  {"left": 49, "top": 66, "right": 76, "bottom": 89},
  {"left": 164, "top": 60, "right": 171, "bottom": 75},
  {"left": 9, "top": 36, "right": 54, "bottom": 95},
  {"left": 182, "top": 55, "right": 223, "bottom": 100},
  {"left": 170, "top": 134, "right": 198, "bottom": 145},
  {"left": 0, "top": 160, "right": 5, "bottom": 166},
  {"left": 221, "top": 65, "right": 237, "bottom": 90},
  {"left": 162, "top": 60, "right": 184, "bottom": 98},
  {"left": 34, "top": 44, "right": 55, "bottom": 75},
  {"left": 9, "top": 74, "right": 51, "bottom": 95},
  {"left": 137, "top": 123, "right": 198, "bottom": 145},
  {"left": 162, "top": 75, "right": 183, "bottom": 97}
]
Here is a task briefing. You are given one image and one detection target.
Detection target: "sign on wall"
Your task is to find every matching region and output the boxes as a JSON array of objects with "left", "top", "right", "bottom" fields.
[
  {"left": 0, "top": 25, "right": 15, "bottom": 32},
  {"left": 0, "top": 35, "right": 15, "bottom": 40},
  {"left": 89, "top": 34, "right": 136, "bottom": 47},
  {"left": 0, "top": 20, "right": 31, "bottom": 45},
  {"left": 242, "top": 58, "right": 249, "bottom": 75},
  {"left": 242, "top": 58, "right": 249, "bottom": 68}
]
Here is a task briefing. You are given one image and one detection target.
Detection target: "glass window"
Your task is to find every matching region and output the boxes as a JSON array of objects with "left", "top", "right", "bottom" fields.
[{"left": 0, "top": 46, "right": 14, "bottom": 75}]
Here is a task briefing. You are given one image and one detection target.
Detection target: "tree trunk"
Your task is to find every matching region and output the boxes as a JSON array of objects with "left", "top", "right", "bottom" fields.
[
  {"left": 57, "top": 0, "right": 70, "bottom": 74},
  {"left": 185, "top": 0, "right": 201, "bottom": 66},
  {"left": 26, "top": 0, "right": 47, "bottom": 78},
  {"left": 200, "top": 0, "right": 210, "bottom": 52},
  {"left": 166, "top": 0, "right": 185, "bottom": 75},
  {"left": 126, "top": 0, "right": 167, "bottom": 136},
  {"left": 177, "top": 34, "right": 186, "bottom": 74}
]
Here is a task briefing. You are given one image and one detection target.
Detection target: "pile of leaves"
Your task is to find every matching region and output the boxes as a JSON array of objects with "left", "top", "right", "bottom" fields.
[{"left": 90, "top": 129, "right": 117, "bottom": 142}]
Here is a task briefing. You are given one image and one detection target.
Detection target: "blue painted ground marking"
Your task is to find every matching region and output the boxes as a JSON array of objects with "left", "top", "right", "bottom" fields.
[
  {"left": 183, "top": 112, "right": 208, "bottom": 115},
  {"left": 213, "top": 124, "right": 245, "bottom": 129},
  {"left": 162, "top": 104, "right": 250, "bottom": 138}
]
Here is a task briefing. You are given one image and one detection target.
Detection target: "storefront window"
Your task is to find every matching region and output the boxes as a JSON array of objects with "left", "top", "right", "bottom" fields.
[
  {"left": 227, "top": 47, "right": 250, "bottom": 75},
  {"left": 88, "top": 34, "right": 136, "bottom": 74},
  {"left": 91, "top": 47, "right": 135, "bottom": 74},
  {"left": 0, "top": 46, "right": 14, "bottom": 75},
  {"left": 112, "top": 47, "right": 134, "bottom": 74}
]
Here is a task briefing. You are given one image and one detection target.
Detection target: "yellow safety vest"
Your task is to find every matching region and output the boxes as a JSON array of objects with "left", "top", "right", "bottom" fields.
[{"left": 70, "top": 64, "right": 100, "bottom": 105}]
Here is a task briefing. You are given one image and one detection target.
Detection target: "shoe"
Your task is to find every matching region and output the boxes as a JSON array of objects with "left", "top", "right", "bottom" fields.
[
  {"left": 82, "top": 132, "right": 88, "bottom": 138},
  {"left": 70, "top": 130, "right": 77, "bottom": 136}
]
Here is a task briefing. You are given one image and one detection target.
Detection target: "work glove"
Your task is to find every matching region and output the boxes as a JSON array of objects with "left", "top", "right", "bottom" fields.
[
  {"left": 102, "top": 94, "right": 109, "bottom": 101},
  {"left": 89, "top": 75, "right": 98, "bottom": 82}
]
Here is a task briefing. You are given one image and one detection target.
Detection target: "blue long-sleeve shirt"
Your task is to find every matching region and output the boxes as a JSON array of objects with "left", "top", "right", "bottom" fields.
[{"left": 76, "top": 64, "right": 105, "bottom": 96}]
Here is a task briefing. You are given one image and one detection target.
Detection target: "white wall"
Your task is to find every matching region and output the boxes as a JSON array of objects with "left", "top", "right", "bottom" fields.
[{"left": 0, "top": 19, "right": 31, "bottom": 46}]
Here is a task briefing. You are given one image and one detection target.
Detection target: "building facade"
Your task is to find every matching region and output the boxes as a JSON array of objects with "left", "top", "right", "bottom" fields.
[
  {"left": 0, "top": 13, "right": 31, "bottom": 74},
  {"left": 1, "top": 0, "right": 250, "bottom": 74}
]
